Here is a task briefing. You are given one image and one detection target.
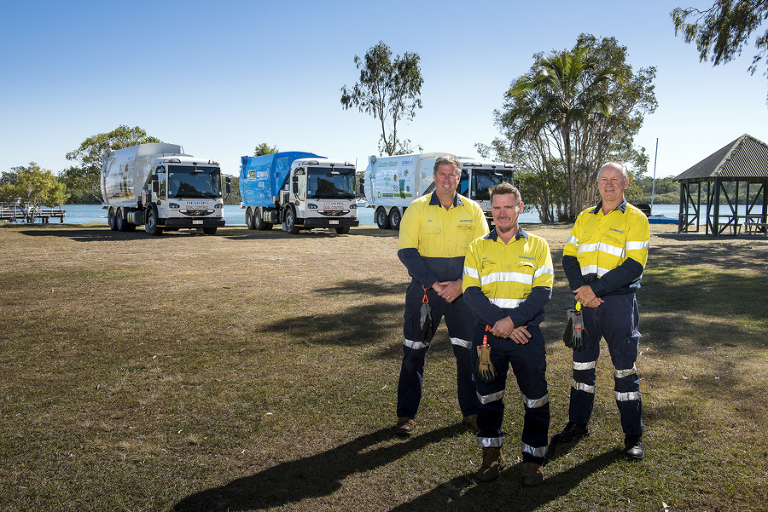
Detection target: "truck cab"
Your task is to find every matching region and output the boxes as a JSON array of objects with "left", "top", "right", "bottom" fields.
[
  {"left": 459, "top": 160, "right": 516, "bottom": 224},
  {"left": 282, "top": 158, "right": 359, "bottom": 234},
  {"left": 145, "top": 156, "right": 227, "bottom": 235}
]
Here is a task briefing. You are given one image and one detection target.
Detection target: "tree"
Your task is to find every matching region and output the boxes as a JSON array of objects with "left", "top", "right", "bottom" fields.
[
  {"left": 254, "top": 143, "right": 278, "bottom": 156},
  {"left": 62, "top": 125, "right": 161, "bottom": 203},
  {"left": 672, "top": 1, "right": 768, "bottom": 102},
  {"left": 341, "top": 41, "right": 423, "bottom": 156},
  {"left": 0, "top": 163, "right": 70, "bottom": 222},
  {"left": 483, "top": 35, "right": 657, "bottom": 221}
]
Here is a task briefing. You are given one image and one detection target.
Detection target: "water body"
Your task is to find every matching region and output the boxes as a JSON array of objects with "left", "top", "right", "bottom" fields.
[{"left": 19, "top": 203, "right": 686, "bottom": 226}]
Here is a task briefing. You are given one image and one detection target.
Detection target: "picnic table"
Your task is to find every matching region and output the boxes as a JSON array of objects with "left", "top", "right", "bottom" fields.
[{"left": 743, "top": 214, "right": 768, "bottom": 235}]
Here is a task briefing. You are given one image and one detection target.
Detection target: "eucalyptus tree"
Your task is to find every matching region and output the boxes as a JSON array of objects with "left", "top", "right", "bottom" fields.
[
  {"left": 340, "top": 41, "right": 423, "bottom": 156},
  {"left": 61, "top": 125, "right": 161, "bottom": 202},
  {"left": 673, "top": 0, "right": 768, "bottom": 103}
]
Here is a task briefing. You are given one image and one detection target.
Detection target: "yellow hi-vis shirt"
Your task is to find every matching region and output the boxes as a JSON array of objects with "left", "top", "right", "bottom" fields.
[
  {"left": 398, "top": 192, "right": 488, "bottom": 284},
  {"left": 463, "top": 228, "right": 554, "bottom": 327},
  {"left": 563, "top": 200, "right": 650, "bottom": 296}
]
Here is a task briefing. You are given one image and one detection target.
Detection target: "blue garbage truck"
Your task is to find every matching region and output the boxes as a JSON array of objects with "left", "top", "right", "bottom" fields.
[{"left": 240, "top": 152, "right": 359, "bottom": 234}]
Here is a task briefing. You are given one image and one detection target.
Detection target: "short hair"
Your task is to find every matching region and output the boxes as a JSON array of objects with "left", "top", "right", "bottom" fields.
[
  {"left": 598, "top": 162, "right": 628, "bottom": 180},
  {"left": 433, "top": 155, "right": 462, "bottom": 176},
  {"left": 489, "top": 182, "right": 522, "bottom": 204}
]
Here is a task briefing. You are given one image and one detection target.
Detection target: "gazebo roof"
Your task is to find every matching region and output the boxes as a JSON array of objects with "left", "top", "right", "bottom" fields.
[{"left": 674, "top": 134, "right": 768, "bottom": 181}]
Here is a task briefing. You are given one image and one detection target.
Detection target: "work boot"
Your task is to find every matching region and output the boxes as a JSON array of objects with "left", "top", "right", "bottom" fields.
[
  {"left": 624, "top": 435, "right": 644, "bottom": 460},
  {"left": 476, "top": 447, "right": 505, "bottom": 483},
  {"left": 395, "top": 417, "right": 415, "bottom": 437},
  {"left": 521, "top": 462, "right": 544, "bottom": 487},
  {"left": 462, "top": 414, "right": 478, "bottom": 432},
  {"left": 551, "top": 421, "right": 589, "bottom": 444}
]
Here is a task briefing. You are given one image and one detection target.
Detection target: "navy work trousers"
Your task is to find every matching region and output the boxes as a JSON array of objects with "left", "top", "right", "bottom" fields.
[
  {"left": 396, "top": 278, "right": 479, "bottom": 419},
  {"left": 568, "top": 293, "right": 643, "bottom": 436},
  {"left": 471, "top": 323, "right": 550, "bottom": 464}
]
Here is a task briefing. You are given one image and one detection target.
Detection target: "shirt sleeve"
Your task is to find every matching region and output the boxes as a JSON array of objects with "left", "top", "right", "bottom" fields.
[{"left": 589, "top": 213, "right": 650, "bottom": 296}]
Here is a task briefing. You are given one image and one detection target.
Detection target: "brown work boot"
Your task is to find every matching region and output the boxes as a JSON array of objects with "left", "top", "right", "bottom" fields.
[
  {"left": 521, "top": 462, "right": 544, "bottom": 487},
  {"left": 395, "top": 417, "right": 415, "bottom": 437},
  {"left": 476, "top": 447, "right": 505, "bottom": 482},
  {"left": 462, "top": 414, "right": 478, "bottom": 432}
]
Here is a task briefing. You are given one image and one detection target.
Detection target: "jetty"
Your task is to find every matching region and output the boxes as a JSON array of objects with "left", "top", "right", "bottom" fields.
[{"left": 1, "top": 205, "right": 66, "bottom": 223}]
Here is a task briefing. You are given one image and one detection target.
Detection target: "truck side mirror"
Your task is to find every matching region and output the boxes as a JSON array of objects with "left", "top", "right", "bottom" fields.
[
  {"left": 152, "top": 176, "right": 159, "bottom": 194},
  {"left": 225, "top": 176, "right": 231, "bottom": 194},
  {"left": 292, "top": 175, "right": 299, "bottom": 195}
]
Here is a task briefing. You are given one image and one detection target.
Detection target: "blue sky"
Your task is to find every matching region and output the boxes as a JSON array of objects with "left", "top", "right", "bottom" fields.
[{"left": 2, "top": 0, "right": 767, "bottom": 181}]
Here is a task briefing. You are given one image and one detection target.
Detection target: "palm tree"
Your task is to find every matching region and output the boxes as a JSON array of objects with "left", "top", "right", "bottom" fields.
[{"left": 509, "top": 48, "right": 616, "bottom": 219}]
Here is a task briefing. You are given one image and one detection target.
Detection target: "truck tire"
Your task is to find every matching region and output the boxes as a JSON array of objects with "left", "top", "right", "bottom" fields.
[
  {"left": 203, "top": 227, "right": 217, "bottom": 235},
  {"left": 108, "top": 208, "right": 118, "bottom": 231},
  {"left": 145, "top": 208, "right": 163, "bottom": 236},
  {"left": 254, "top": 210, "right": 266, "bottom": 230},
  {"left": 389, "top": 208, "right": 402, "bottom": 230},
  {"left": 335, "top": 226, "right": 350, "bottom": 234},
  {"left": 375, "top": 207, "right": 391, "bottom": 229},
  {"left": 285, "top": 207, "right": 300, "bottom": 234},
  {"left": 116, "top": 208, "right": 128, "bottom": 232},
  {"left": 245, "top": 208, "right": 255, "bottom": 230}
]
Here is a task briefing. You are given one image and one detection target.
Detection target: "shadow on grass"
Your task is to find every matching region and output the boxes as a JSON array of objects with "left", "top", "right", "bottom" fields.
[
  {"left": 388, "top": 450, "right": 621, "bottom": 512},
  {"left": 172, "top": 425, "right": 464, "bottom": 512},
  {"left": 221, "top": 226, "right": 399, "bottom": 240}
]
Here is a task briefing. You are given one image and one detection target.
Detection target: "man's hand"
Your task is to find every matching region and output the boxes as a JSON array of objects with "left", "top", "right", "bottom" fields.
[
  {"left": 574, "top": 285, "right": 603, "bottom": 308},
  {"left": 434, "top": 279, "right": 463, "bottom": 303},
  {"left": 508, "top": 326, "right": 531, "bottom": 345}
]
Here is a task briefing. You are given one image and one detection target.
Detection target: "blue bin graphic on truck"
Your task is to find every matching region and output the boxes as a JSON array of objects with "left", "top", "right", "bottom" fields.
[{"left": 240, "top": 151, "right": 359, "bottom": 235}]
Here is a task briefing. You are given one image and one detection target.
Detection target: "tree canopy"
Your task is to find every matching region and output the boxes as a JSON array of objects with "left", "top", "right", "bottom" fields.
[
  {"left": 254, "top": 143, "right": 278, "bottom": 156},
  {"left": 341, "top": 41, "right": 423, "bottom": 156},
  {"left": 672, "top": 1, "right": 768, "bottom": 103},
  {"left": 61, "top": 125, "right": 162, "bottom": 203},
  {"left": 0, "top": 163, "right": 70, "bottom": 221},
  {"left": 478, "top": 34, "right": 657, "bottom": 222}
]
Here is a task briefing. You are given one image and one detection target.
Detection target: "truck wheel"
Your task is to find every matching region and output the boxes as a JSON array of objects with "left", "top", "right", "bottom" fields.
[
  {"left": 254, "top": 211, "right": 265, "bottom": 230},
  {"left": 335, "top": 226, "right": 350, "bottom": 234},
  {"left": 203, "top": 227, "right": 217, "bottom": 235},
  {"left": 285, "top": 207, "right": 300, "bottom": 234},
  {"left": 146, "top": 208, "right": 163, "bottom": 236},
  {"left": 245, "top": 208, "right": 255, "bottom": 230},
  {"left": 375, "top": 207, "right": 391, "bottom": 229},
  {"left": 116, "top": 208, "right": 127, "bottom": 232},
  {"left": 389, "top": 208, "right": 402, "bottom": 230},
  {"left": 108, "top": 208, "right": 118, "bottom": 231}
]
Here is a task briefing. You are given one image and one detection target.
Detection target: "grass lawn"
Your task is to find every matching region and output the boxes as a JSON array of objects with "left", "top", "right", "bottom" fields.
[{"left": 1, "top": 222, "right": 766, "bottom": 512}]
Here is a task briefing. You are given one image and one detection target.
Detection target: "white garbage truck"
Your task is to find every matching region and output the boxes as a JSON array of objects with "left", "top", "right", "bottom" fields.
[
  {"left": 362, "top": 152, "right": 515, "bottom": 229},
  {"left": 101, "top": 143, "right": 229, "bottom": 236}
]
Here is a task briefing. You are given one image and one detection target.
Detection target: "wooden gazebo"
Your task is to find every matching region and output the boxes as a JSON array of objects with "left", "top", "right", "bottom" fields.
[{"left": 675, "top": 134, "right": 768, "bottom": 236}]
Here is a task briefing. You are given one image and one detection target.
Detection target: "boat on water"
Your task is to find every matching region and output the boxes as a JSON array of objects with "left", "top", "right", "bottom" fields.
[{"left": 647, "top": 214, "right": 678, "bottom": 225}]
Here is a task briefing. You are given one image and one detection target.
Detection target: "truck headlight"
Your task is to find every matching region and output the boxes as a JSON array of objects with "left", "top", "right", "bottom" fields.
[
  {"left": 169, "top": 203, "right": 180, "bottom": 209},
  {"left": 214, "top": 203, "right": 223, "bottom": 209},
  {"left": 349, "top": 204, "right": 357, "bottom": 209},
  {"left": 307, "top": 203, "right": 318, "bottom": 209}
]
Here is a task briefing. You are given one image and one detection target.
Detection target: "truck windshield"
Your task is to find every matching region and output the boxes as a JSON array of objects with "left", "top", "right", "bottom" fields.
[
  {"left": 307, "top": 168, "right": 356, "bottom": 200},
  {"left": 470, "top": 170, "right": 515, "bottom": 202},
  {"left": 167, "top": 166, "right": 222, "bottom": 199}
]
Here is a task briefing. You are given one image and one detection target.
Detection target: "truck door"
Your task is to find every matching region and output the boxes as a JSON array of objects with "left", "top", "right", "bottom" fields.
[{"left": 156, "top": 166, "right": 167, "bottom": 199}]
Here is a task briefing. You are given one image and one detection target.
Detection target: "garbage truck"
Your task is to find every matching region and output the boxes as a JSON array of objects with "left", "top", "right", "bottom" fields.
[
  {"left": 240, "top": 152, "right": 359, "bottom": 234},
  {"left": 101, "top": 143, "right": 229, "bottom": 236},
  {"left": 362, "top": 152, "right": 516, "bottom": 229}
]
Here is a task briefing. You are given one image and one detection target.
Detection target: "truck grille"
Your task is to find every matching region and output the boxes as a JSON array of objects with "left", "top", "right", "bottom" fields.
[
  {"left": 182, "top": 210, "right": 213, "bottom": 216},
  {"left": 320, "top": 210, "right": 350, "bottom": 217}
]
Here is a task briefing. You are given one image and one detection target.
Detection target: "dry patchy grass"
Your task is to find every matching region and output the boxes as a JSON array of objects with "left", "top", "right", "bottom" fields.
[{"left": 1, "top": 222, "right": 767, "bottom": 512}]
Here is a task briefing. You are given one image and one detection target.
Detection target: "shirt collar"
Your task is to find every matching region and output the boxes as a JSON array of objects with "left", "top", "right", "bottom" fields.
[
  {"left": 590, "top": 197, "right": 627, "bottom": 215},
  {"left": 429, "top": 192, "right": 463, "bottom": 208},
  {"left": 486, "top": 226, "right": 529, "bottom": 242}
]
